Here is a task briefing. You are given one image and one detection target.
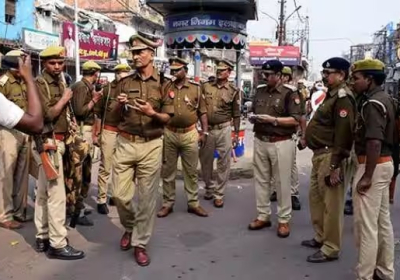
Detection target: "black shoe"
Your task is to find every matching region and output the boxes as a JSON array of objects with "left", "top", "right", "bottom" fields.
[
  {"left": 291, "top": 196, "right": 301, "bottom": 211},
  {"left": 46, "top": 245, "right": 85, "bottom": 260},
  {"left": 76, "top": 215, "right": 94, "bottom": 226},
  {"left": 35, "top": 238, "right": 50, "bottom": 253},
  {"left": 373, "top": 269, "right": 384, "bottom": 280},
  {"left": 84, "top": 209, "right": 92, "bottom": 216},
  {"left": 301, "top": 239, "right": 323, "bottom": 249},
  {"left": 270, "top": 191, "right": 277, "bottom": 202},
  {"left": 97, "top": 204, "right": 109, "bottom": 215},
  {"left": 344, "top": 201, "right": 353, "bottom": 216},
  {"left": 108, "top": 198, "right": 115, "bottom": 206},
  {"left": 306, "top": 250, "right": 338, "bottom": 263}
]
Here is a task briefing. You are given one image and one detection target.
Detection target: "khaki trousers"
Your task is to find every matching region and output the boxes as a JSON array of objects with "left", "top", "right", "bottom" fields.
[
  {"left": 353, "top": 161, "right": 394, "bottom": 280},
  {"left": 80, "top": 125, "right": 93, "bottom": 199},
  {"left": 111, "top": 136, "right": 162, "bottom": 248},
  {"left": 162, "top": 128, "right": 200, "bottom": 208},
  {"left": 97, "top": 129, "right": 118, "bottom": 204},
  {"left": 271, "top": 135, "right": 299, "bottom": 197},
  {"left": 34, "top": 139, "right": 68, "bottom": 249},
  {"left": 309, "top": 152, "right": 345, "bottom": 258},
  {"left": 0, "top": 128, "right": 30, "bottom": 222},
  {"left": 253, "top": 138, "right": 294, "bottom": 223},
  {"left": 199, "top": 125, "right": 232, "bottom": 200}
]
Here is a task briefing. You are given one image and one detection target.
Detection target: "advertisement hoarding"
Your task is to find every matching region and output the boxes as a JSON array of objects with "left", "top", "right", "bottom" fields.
[
  {"left": 249, "top": 44, "right": 301, "bottom": 66},
  {"left": 62, "top": 22, "right": 119, "bottom": 60}
]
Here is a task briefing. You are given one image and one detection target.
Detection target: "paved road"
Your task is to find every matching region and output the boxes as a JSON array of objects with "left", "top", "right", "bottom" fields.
[{"left": 1, "top": 148, "right": 400, "bottom": 280}]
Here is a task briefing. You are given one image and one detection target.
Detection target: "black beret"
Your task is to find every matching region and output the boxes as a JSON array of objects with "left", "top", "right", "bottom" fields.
[
  {"left": 322, "top": 57, "right": 350, "bottom": 71},
  {"left": 262, "top": 59, "right": 284, "bottom": 73}
]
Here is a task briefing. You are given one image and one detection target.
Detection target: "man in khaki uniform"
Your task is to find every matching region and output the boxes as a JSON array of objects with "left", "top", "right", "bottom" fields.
[
  {"left": 0, "top": 50, "right": 32, "bottom": 229},
  {"left": 71, "top": 60, "right": 103, "bottom": 226},
  {"left": 303, "top": 57, "right": 356, "bottom": 263},
  {"left": 70, "top": 60, "right": 103, "bottom": 225},
  {"left": 111, "top": 34, "right": 174, "bottom": 266},
  {"left": 34, "top": 46, "right": 84, "bottom": 260},
  {"left": 248, "top": 60, "right": 301, "bottom": 238},
  {"left": 269, "top": 66, "right": 303, "bottom": 211},
  {"left": 157, "top": 57, "right": 208, "bottom": 218},
  {"left": 96, "top": 63, "right": 131, "bottom": 214},
  {"left": 351, "top": 59, "right": 396, "bottom": 280},
  {"left": 200, "top": 59, "right": 241, "bottom": 208}
]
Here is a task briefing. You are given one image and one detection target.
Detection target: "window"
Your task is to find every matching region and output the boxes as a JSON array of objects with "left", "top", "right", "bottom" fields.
[{"left": 5, "top": 0, "right": 16, "bottom": 24}]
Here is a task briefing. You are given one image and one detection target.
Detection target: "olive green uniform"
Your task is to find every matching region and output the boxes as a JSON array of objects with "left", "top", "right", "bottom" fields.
[
  {"left": 252, "top": 83, "right": 301, "bottom": 223},
  {"left": 161, "top": 79, "right": 207, "bottom": 208},
  {"left": 34, "top": 71, "right": 69, "bottom": 249},
  {"left": 199, "top": 81, "right": 240, "bottom": 200},
  {"left": 71, "top": 79, "right": 102, "bottom": 203},
  {"left": 97, "top": 80, "right": 121, "bottom": 204},
  {"left": 305, "top": 83, "right": 356, "bottom": 258},
  {"left": 0, "top": 71, "right": 30, "bottom": 223},
  {"left": 111, "top": 70, "right": 174, "bottom": 248},
  {"left": 353, "top": 88, "right": 395, "bottom": 280}
]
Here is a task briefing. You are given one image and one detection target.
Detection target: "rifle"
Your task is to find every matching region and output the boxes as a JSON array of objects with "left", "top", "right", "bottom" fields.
[{"left": 33, "top": 135, "right": 59, "bottom": 181}]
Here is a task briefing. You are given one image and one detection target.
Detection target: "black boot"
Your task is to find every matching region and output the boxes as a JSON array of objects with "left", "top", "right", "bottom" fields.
[
  {"left": 270, "top": 191, "right": 277, "bottom": 202},
  {"left": 46, "top": 245, "right": 85, "bottom": 260},
  {"left": 344, "top": 201, "right": 353, "bottom": 216},
  {"left": 35, "top": 238, "right": 50, "bottom": 252},
  {"left": 291, "top": 196, "right": 301, "bottom": 211},
  {"left": 77, "top": 215, "right": 94, "bottom": 226},
  {"left": 108, "top": 197, "right": 116, "bottom": 206},
  {"left": 97, "top": 203, "right": 109, "bottom": 215}
]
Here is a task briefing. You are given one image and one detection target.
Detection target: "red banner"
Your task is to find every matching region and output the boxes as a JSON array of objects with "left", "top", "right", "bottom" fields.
[
  {"left": 249, "top": 45, "right": 300, "bottom": 58},
  {"left": 62, "top": 22, "right": 119, "bottom": 60}
]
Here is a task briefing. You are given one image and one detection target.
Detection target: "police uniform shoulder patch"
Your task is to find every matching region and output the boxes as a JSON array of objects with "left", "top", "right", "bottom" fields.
[
  {"left": 257, "top": 84, "right": 267, "bottom": 89},
  {"left": 35, "top": 76, "right": 45, "bottom": 84},
  {"left": 189, "top": 80, "right": 200, "bottom": 86},
  {"left": 283, "top": 84, "right": 297, "bottom": 92},
  {"left": 339, "top": 109, "right": 348, "bottom": 118},
  {"left": 338, "top": 88, "right": 348, "bottom": 98},
  {"left": 0, "top": 75, "right": 9, "bottom": 86}
]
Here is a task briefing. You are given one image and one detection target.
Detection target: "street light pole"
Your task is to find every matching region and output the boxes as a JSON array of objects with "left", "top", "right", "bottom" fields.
[{"left": 74, "top": 0, "right": 80, "bottom": 79}]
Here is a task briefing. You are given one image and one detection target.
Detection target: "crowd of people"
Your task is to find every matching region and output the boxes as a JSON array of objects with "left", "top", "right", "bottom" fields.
[{"left": 0, "top": 32, "right": 397, "bottom": 280}]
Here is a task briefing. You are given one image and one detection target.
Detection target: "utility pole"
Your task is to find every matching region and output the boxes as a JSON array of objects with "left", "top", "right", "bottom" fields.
[
  {"left": 74, "top": 0, "right": 80, "bottom": 79},
  {"left": 278, "top": 0, "right": 286, "bottom": 46}
]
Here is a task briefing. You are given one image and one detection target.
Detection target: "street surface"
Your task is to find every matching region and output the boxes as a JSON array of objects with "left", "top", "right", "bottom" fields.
[{"left": 1, "top": 126, "right": 400, "bottom": 280}]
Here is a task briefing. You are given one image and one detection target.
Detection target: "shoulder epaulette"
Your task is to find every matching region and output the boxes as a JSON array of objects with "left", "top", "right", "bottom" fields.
[
  {"left": 35, "top": 76, "right": 45, "bottom": 84},
  {"left": 0, "top": 75, "right": 9, "bottom": 86},
  {"left": 189, "top": 80, "right": 200, "bottom": 86},
  {"left": 283, "top": 84, "right": 297, "bottom": 92},
  {"left": 229, "top": 83, "right": 238, "bottom": 91},
  {"left": 338, "top": 88, "right": 348, "bottom": 98},
  {"left": 257, "top": 84, "right": 267, "bottom": 89}
]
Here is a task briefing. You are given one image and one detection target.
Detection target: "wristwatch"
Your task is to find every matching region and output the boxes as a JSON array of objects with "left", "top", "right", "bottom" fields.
[
  {"left": 329, "top": 164, "right": 337, "bottom": 171},
  {"left": 273, "top": 118, "right": 278, "bottom": 126}
]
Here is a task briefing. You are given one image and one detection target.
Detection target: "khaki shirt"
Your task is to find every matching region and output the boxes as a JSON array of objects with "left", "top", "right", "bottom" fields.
[
  {"left": 305, "top": 83, "right": 356, "bottom": 166},
  {"left": 202, "top": 81, "right": 241, "bottom": 125},
  {"left": 116, "top": 69, "right": 174, "bottom": 137},
  {"left": 355, "top": 87, "right": 396, "bottom": 157},
  {"left": 165, "top": 79, "right": 207, "bottom": 128},
  {"left": 99, "top": 80, "right": 121, "bottom": 127},
  {"left": 71, "top": 79, "right": 102, "bottom": 126},
  {"left": 0, "top": 71, "right": 27, "bottom": 111},
  {"left": 252, "top": 83, "right": 301, "bottom": 136},
  {"left": 36, "top": 71, "right": 68, "bottom": 134}
]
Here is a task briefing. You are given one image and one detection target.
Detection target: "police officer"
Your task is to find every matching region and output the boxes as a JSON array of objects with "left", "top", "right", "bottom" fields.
[
  {"left": 34, "top": 46, "right": 84, "bottom": 260},
  {"left": 0, "top": 50, "right": 32, "bottom": 229},
  {"left": 157, "top": 57, "right": 208, "bottom": 218},
  {"left": 111, "top": 34, "right": 174, "bottom": 266},
  {"left": 269, "top": 66, "right": 303, "bottom": 211},
  {"left": 70, "top": 60, "right": 103, "bottom": 225},
  {"left": 96, "top": 64, "right": 131, "bottom": 215},
  {"left": 303, "top": 57, "right": 356, "bottom": 263},
  {"left": 200, "top": 59, "right": 241, "bottom": 208},
  {"left": 351, "top": 59, "right": 395, "bottom": 280},
  {"left": 247, "top": 60, "right": 301, "bottom": 238}
]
